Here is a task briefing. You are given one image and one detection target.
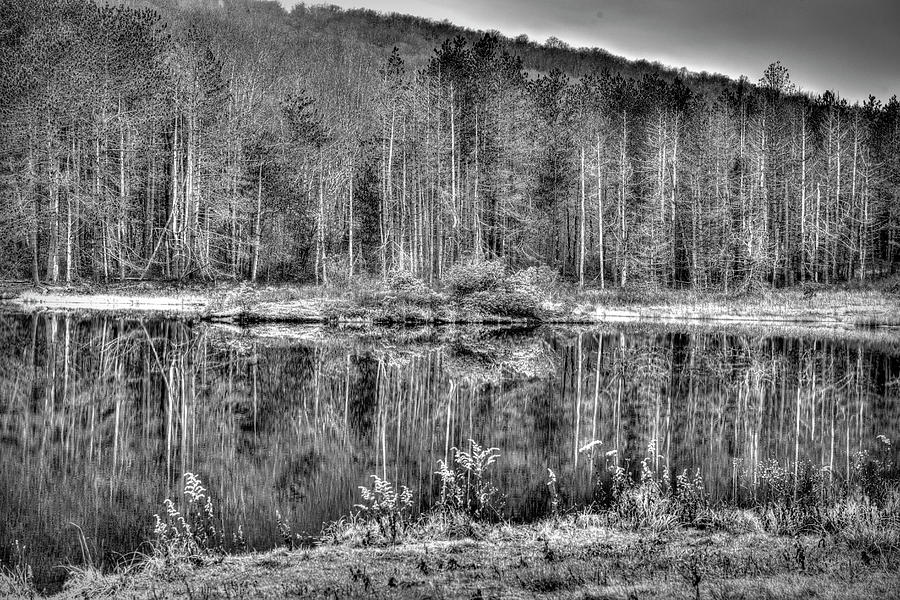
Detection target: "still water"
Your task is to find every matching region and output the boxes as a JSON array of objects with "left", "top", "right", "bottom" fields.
[{"left": 1, "top": 311, "right": 898, "bottom": 590}]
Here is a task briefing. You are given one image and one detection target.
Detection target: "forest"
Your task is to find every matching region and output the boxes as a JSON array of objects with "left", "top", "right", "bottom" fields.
[{"left": 1, "top": 0, "right": 898, "bottom": 291}]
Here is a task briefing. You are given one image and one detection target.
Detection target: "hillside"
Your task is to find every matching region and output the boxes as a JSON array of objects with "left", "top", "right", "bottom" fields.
[
  {"left": 284, "top": 3, "right": 735, "bottom": 88},
  {"left": 121, "top": 0, "right": 735, "bottom": 88},
  {"left": 1, "top": 0, "right": 897, "bottom": 289}
]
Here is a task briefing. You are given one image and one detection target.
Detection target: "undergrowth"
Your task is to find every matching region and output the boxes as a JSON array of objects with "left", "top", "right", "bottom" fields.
[
  {"left": 324, "top": 435, "right": 899, "bottom": 555},
  {"left": 4, "top": 437, "right": 898, "bottom": 597}
]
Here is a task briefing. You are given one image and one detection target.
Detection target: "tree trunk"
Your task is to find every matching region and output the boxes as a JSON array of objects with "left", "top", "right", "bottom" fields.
[
  {"left": 349, "top": 163, "right": 354, "bottom": 279},
  {"left": 579, "top": 145, "right": 586, "bottom": 288},
  {"left": 251, "top": 162, "right": 263, "bottom": 282},
  {"left": 118, "top": 103, "right": 126, "bottom": 282},
  {"left": 596, "top": 135, "right": 605, "bottom": 290},
  {"left": 619, "top": 110, "right": 628, "bottom": 287},
  {"left": 46, "top": 127, "right": 59, "bottom": 283},
  {"left": 171, "top": 114, "right": 180, "bottom": 278}
]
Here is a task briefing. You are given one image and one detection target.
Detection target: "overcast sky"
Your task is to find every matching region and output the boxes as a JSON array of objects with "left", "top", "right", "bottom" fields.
[{"left": 283, "top": 0, "right": 898, "bottom": 102}]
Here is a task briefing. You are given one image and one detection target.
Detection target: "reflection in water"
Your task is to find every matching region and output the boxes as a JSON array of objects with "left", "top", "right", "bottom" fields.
[{"left": 0, "top": 313, "right": 898, "bottom": 591}]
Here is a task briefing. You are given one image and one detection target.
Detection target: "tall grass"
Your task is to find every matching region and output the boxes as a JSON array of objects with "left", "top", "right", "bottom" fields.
[
  {"left": 0, "top": 541, "right": 33, "bottom": 600},
  {"left": 5, "top": 437, "right": 897, "bottom": 597},
  {"left": 324, "top": 436, "right": 899, "bottom": 553}
]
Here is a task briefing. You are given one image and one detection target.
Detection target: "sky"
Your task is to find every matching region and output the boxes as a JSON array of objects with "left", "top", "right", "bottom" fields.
[{"left": 282, "top": 0, "right": 899, "bottom": 102}]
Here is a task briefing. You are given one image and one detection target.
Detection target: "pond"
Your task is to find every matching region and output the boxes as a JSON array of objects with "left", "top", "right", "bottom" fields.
[{"left": 1, "top": 311, "right": 898, "bottom": 591}]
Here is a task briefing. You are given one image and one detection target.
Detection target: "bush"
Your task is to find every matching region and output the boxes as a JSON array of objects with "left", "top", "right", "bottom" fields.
[
  {"left": 508, "top": 265, "right": 558, "bottom": 296},
  {"left": 384, "top": 269, "right": 440, "bottom": 308},
  {"left": 444, "top": 259, "right": 507, "bottom": 297},
  {"left": 442, "top": 260, "right": 552, "bottom": 319},
  {"left": 462, "top": 288, "right": 543, "bottom": 319}
]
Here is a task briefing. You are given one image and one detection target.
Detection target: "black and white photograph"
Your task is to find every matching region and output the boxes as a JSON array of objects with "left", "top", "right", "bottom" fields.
[{"left": 1, "top": 0, "right": 899, "bottom": 598}]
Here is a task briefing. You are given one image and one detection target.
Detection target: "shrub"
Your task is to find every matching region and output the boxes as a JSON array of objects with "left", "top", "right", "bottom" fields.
[
  {"left": 444, "top": 259, "right": 507, "bottom": 297},
  {"left": 384, "top": 269, "right": 441, "bottom": 308},
  {"left": 354, "top": 475, "right": 414, "bottom": 544},
  {"left": 440, "top": 260, "right": 559, "bottom": 319},
  {"left": 462, "top": 288, "right": 543, "bottom": 319},
  {"left": 508, "top": 265, "right": 558, "bottom": 296}
]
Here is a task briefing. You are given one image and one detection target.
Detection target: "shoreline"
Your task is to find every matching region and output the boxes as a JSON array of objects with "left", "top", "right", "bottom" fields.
[
  {"left": 12, "top": 518, "right": 900, "bottom": 600},
  {"left": 2, "top": 282, "right": 899, "bottom": 331}
]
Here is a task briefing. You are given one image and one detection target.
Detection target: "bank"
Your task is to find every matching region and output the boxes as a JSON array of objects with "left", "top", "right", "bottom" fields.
[
  {"left": 2, "top": 278, "right": 899, "bottom": 331},
  {"left": 10, "top": 517, "right": 898, "bottom": 600}
]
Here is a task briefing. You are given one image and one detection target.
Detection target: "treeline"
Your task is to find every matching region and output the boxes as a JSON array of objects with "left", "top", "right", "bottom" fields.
[
  {"left": 288, "top": 3, "right": 735, "bottom": 90},
  {"left": 1, "top": 0, "right": 898, "bottom": 288}
]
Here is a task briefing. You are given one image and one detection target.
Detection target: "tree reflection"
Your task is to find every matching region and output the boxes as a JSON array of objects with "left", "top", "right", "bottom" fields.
[{"left": 0, "top": 314, "right": 897, "bottom": 591}]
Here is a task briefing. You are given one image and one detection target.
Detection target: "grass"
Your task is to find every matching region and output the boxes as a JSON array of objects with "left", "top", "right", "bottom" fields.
[
  {"left": 8, "top": 438, "right": 899, "bottom": 599},
  {"left": 571, "top": 279, "right": 900, "bottom": 327},
  {"left": 29, "top": 519, "right": 900, "bottom": 599}
]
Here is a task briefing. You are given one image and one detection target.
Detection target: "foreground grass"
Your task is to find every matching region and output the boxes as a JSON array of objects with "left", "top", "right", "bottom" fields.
[
  {"left": 13, "top": 516, "right": 898, "bottom": 600},
  {"left": 4, "top": 443, "right": 898, "bottom": 599}
]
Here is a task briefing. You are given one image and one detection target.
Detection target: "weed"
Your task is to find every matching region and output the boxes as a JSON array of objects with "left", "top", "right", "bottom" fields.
[
  {"left": 151, "top": 473, "right": 224, "bottom": 565},
  {"left": 597, "top": 443, "right": 695, "bottom": 531},
  {"left": 672, "top": 469, "right": 710, "bottom": 525},
  {"left": 0, "top": 541, "right": 34, "bottom": 600},
  {"left": 348, "top": 565, "right": 372, "bottom": 592},
  {"left": 677, "top": 549, "right": 706, "bottom": 600},
  {"left": 854, "top": 436, "right": 895, "bottom": 504},
  {"left": 275, "top": 510, "right": 303, "bottom": 549},
  {"left": 436, "top": 440, "right": 504, "bottom": 523},
  {"left": 547, "top": 468, "right": 560, "bottom": 516},
  {"left": 354, "top": 475, "right": 414, "bottom": 544}
]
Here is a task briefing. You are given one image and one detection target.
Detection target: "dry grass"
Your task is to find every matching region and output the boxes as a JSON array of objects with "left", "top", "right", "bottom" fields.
[
  {"left": 9, "top": 450, "right": 900, "bottom": 599},
  {"left": 0, "top": 565, "right": 34, "bottom": 600},
  {"left": 571, "top": 276, "right": 900, "bottom": 327},
  {"left": 37, "top": 519, "right": 900, "bottom": 600}
]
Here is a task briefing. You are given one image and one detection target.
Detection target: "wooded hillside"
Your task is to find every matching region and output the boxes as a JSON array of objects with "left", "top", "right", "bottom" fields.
[{"left": 1, "top": 0, "right": 898, "bottom": 289}]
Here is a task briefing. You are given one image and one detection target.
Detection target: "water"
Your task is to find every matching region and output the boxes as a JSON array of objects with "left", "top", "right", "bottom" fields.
[{"left": 1, "top": 311, "right": 898, "bottom": 591}]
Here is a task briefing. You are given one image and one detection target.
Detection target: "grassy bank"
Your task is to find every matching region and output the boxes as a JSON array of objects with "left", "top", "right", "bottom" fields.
[
  {"left": 6, "top": 520, "right": 897, "bottom": 600},
  {"left": 4, "top": 440, "right": 899, "bottom": 599},
  {"left": 3, "top": 267, "right": 900, "bottom": 328}
]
